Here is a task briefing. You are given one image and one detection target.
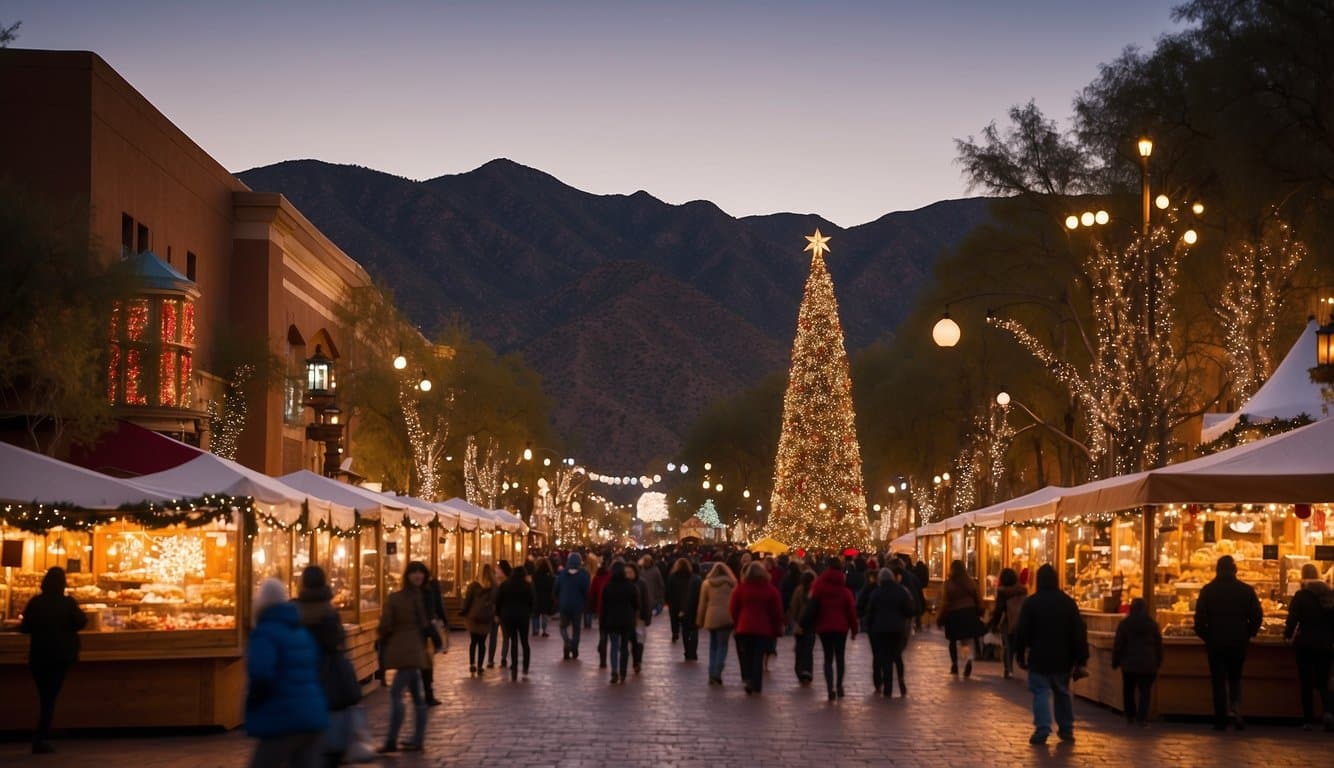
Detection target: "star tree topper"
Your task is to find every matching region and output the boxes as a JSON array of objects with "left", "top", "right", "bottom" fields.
[{"left": 805, "top": 228, "right": 831, "bottom": 259}]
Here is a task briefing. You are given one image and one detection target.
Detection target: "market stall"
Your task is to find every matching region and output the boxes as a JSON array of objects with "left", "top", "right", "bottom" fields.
[
  {"left": 0, "top": 442, "right": 247, "bottom": 729},
  {"left": 1052, "top": 418, "right": 1334, "bottom": 718}
]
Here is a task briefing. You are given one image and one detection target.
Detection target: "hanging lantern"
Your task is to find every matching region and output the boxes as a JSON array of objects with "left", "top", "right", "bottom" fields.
[
  {"left": 1294, "top": 503, "right": 1312, "bottom": 520},
  {"left": 305, "top": 345, "right": 334, "bottom": 396}
]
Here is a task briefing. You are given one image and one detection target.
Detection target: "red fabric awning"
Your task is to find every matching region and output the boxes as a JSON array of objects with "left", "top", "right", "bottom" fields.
[{"left": 67, "top": 420, "right": 203, "bottom": 477}]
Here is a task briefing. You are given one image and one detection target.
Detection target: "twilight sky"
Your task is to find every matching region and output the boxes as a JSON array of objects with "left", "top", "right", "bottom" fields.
[{"left": 7, "top": 1, "right": 1178, "bottom": 225}]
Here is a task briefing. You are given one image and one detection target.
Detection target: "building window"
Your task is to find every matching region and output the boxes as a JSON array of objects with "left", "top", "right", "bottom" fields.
[
  {"left": 186, "top": 251, "right": 197, "bottom": 281},
  {"left": 137, "top": 223, "right": 150, "bottom": 254},
  {"left": 108, "top": 295, "right": 196, "bottom": 409},
  {"left": 283, "top": 376, "right": 306, "bottom": 426},
  {"left": 121, "top": 214, "right": 134, "bottom": 258}
]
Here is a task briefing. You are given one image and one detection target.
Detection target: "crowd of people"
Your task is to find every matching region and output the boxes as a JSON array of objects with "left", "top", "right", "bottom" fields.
[{"left": 13, "top": 542, "right": 1333, "bottom": 761}]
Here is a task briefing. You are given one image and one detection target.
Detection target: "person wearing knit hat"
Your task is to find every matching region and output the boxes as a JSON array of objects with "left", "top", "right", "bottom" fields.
[{"left": 246, "top": 577, "right": 328, "bottom": 765}]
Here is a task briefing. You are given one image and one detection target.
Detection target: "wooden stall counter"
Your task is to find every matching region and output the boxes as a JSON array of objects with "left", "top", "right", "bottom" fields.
[
  {"left": 0, "top": 629, "right": 244, "bottom": 731},
  {"left": 1074, "top": 629, "right": 1305, "bottom": 720}
]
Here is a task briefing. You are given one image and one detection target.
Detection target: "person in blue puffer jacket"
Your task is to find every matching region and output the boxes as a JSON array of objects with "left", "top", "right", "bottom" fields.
[{"left": 246, "top": 577, "right": 329, "bottom": 767}]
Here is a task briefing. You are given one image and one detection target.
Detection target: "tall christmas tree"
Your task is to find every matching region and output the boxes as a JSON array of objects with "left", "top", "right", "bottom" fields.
[{"left": 765, "top": 230, "right": 873, "bottom": 551}]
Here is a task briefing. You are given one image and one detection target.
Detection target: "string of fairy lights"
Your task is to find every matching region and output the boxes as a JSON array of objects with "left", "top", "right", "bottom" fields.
[{"left": 1217, "top": 212, "right": 1307, "bottom": 403}]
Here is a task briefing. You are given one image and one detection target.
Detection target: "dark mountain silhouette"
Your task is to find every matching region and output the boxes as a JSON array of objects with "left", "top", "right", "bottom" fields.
[{"left": 237, "top": 159, "right": 990, "bottom": 467}]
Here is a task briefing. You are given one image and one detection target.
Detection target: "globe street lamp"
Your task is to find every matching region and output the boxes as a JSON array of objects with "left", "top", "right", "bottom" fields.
[{"left": 932, "top": 312, "right": 962, "bottom": 348}]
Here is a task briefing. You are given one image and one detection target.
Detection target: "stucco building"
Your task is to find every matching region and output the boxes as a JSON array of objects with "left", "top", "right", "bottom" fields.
[{"left": 0, "top": 48, "right": 374, "bottom": 475}]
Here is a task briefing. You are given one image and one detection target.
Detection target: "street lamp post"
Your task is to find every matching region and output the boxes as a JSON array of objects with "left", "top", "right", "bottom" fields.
[
  {"left": 1138, "top": 137, "right": 1153, "bottom": 236},
  {"left": 303, "top": 345, "right": 344, "bottom": 477}
]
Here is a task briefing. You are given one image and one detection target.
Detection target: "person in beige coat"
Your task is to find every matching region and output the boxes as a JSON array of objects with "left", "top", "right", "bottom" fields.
[
  {"left": 696, "top": 563, "right": 737, "bottom": 685},
  {"left": 377, "top": 561, "right": 431, "bottom": 754}
]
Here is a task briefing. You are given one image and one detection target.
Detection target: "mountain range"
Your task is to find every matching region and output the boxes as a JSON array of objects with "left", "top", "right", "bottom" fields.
[{"left": 236, "top": 159, "right": 990, "bottom": 469}]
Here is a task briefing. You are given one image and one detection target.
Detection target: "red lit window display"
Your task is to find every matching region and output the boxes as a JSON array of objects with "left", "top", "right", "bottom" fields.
[
  {"left": 126, "top": 299, "right": 149, "bottom": 341},
  {"left": 124, "top": 348, "right": 147, "bottom": 405},
  {"left": 159, "top": 349, "right": 178, "bottom": 407},
  {"left": 183, "top": 302, "right": 196, "bottom": 346},
  {"left": 108, "top": 295, "right": 196, "bottom": 410},
  {"left": 161, "top": 300, "right": 178, "bottom": 344}
]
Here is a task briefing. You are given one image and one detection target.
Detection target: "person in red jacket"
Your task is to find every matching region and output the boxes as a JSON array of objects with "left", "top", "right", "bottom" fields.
[
  {"left": 729, "top": 562, "right": 785, "bottom": 695},
  {"left": 810, "top": 558, "right": 859, "bottom": 700},
  {"left": 587, "top": 556, "right": 613, "bottom": 667}
]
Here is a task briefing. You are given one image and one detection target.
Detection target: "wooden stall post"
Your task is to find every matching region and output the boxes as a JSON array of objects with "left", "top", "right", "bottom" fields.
[{"left": 1142, "top": 506, "right": 1156, "bottom": 619}]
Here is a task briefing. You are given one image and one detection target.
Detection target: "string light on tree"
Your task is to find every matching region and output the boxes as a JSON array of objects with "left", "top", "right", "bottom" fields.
[
  {"left": 464, "top": 434, "right": 505, "bottom": 509},
  {"left": 990, "top": 209, "right": 1195, "bottom": 475},
  {"left": 206, "top": 363, "right": 253, "bottom": 462},
  {"left": 1215, "top": 212, "right": 1307, "bottom": 403},
  {"left": 401, "top": 379, "right": 451, "bottom": 501},
  {"left": 764, "top": 230, "right": 873, "bottom": 550}
]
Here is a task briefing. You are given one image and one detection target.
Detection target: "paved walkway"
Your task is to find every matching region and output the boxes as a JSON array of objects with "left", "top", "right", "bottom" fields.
[{"left": 1, "top": 619, "right": 1327, "bottom": 767}]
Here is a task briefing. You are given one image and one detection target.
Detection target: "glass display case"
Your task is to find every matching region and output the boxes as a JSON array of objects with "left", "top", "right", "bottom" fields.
[
  {"left": 313, "top": 531, "right": 354, "bottom": 612},
  {"left": 1, "top": 521, "right": 237, "bottom": 632},
  {"left": 406, "top": 527, "right": 422, "bottom": 567},
  {"left": 480, "top": 530, "right": 494, "bottom": 568},
  {"left": 382, "top": 526, "right": 404, "bottom": 596},
  {"left": 436, "top": 528, "right": 457, "bottom": 597},
  {"left": 359, "top": 526, "right": 380, "bottom": 613},
  {"left": 1156, "top": 506, "right": 1290, "bottom": 637},
  {"left": 927, "top": 535, "right": 946, "bottom": 580},
  {"left": 948, "top": 529, "right": 964, "bottom": 572},
  {"left": 982, "top": 528, "right": 1003, "bottom": 597},
  {"left": 252, "top": 526, "right": 292, "bottom": 586},
  {"left": 290, "top": 531, "right": 311, "bottom": 595},
  {"left": 462, "top": 530, "right": 475, "bottom": 587},
  {"left": 1011, "top": 525, "right": 1056, "bottom": 585}
]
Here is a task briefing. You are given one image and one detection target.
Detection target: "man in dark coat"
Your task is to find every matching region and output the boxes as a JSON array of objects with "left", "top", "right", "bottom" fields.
[
  {"left": 1014, "top": 564, "right": 1088, "bottom": 745},
  {"left": 19, "top": 567, "right": 87, "bottom": 754},
  {"left": 911, "top": 559, "right": 930, "bottom": 630},
  {"left": 420, "top": 572, "right": 448, "bottom": 706},
  {"left": 1194, "top": 554, "right": 1263, "bottom": 730},
  {"left": 680, "top": 562, "right": 703, "bottom": 660},
  {"left": 1285, "top": 563, "right": 1334, "bottom": 730}
]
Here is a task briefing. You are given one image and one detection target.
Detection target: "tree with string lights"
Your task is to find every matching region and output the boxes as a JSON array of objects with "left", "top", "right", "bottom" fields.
[
  {"left": 764, "top": 230, "right": 873, "bottom": 551},
  {"left": 206, "top": 364, "right": 253, "bottom": 462},
  {"left": 401, "top": 377, "right": 451, "bottom": 501},
  {"left": 464, "top": 433, "right": 506, "bottom": 509},
  {"left": 1211, "top": 214, "right": 1307, "bottom": 403},
  {"left": 990, "top": 211, "right": 1206, "bottom": 475}
]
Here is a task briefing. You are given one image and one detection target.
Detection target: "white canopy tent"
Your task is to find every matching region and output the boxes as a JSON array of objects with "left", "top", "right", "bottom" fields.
[
  {"left": 889, "top": 531, "right": 915, "bottom": 555},
  {"left": 136, "top": 452, "right": 351, "bottom": 525},
  {"left": 1201, "top": 319, "right": 1327, "bottom": 443},
  {"left": 0, "top": 441, "right": 178, "bottom": 509},
  {"left": 437, "top": 498, "right": 500, "bottom": 531},
  {"left": 277, "top": 470, "right": 434, "bottom": 530},
  {"left": 1055, "top": 416, "right": 1334, "bottom": 517},
  {"left": 489, "top": 508, "right": 527, "bottom": 533},
  {"left": 962, "top": 485, "right": 1068, "bottom": 528}
]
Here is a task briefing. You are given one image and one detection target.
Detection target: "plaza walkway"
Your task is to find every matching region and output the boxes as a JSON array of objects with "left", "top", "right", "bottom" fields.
[{"left": 1, "top": 619, "right": 1325, "bottom": 767}]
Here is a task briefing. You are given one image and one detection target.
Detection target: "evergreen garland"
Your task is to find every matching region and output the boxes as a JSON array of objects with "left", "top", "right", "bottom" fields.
[{"left": 1196, "top": 413, "right": 1313, "bottom": 456}]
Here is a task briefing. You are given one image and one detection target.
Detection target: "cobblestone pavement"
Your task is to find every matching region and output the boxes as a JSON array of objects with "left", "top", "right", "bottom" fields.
[{"left": 2, "top": 618, "right": 1328, "bottom": 767}]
